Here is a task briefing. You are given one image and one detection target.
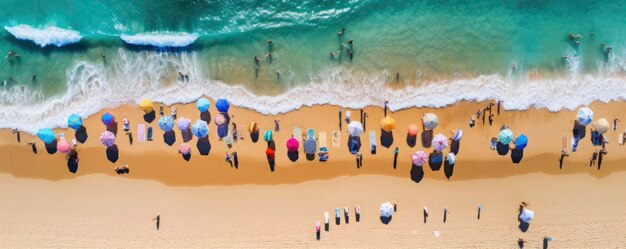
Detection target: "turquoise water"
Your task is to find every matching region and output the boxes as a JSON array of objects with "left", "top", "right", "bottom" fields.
[{"left": 1, "top": 0, "right": 626, "bottom": 132}]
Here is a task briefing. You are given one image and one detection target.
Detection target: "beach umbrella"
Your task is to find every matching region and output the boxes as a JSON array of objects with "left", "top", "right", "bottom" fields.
[
  {"left": 514, "top": 134, "right": 528, "bottom": 150},
  {"left": 498, "top": 128, "right": 513, "bottom": 144},
  {"left": 348, "top": 121, "right": 364, "bottom": 137},
  {"left": 519, "top": 209, "right": 534, "bottom": 223},
  {"left": 407, "top": 124, "right": 418, "bottom": 136},
  {"left": 380, "top": 202, "right": 394, "bottom": 218},
  {"left": 37, "top": 128, "right": 56, "bottom": 144},
  {"left": 446, "top": 152, "right": 456, "bottom": 165},
  {"left": 593, "top": 118, "right": 610, "bottom": 134},
  {"left": 432, "top": 133, "right": 449, "bottom": 151},
  {"left": 67, "top": 114, "right": 83, "bottom": 131},
  {"left": 191, "top": 120, "right": 209, "bottom": 138},
  {"left": 422, "top": 113, "right": 439, "bottom": 130},
  {"left": 177, "top": 117, "right": 190, "bottom": 131},
  {"left": 214, "top": 113, "right": 226, "bottom": 126},
  {"left": 412, "top": 151, "right": 428, "bottom": 166},
  {"left": 215, "top": 98, "right": 230, "bottom": 112},
  {"left": 57, "top": 138, "right": 71, "bottom": 154},
  {"left": 380, "top": 116, "right": 396, "bottom": 132},
  {"left": 196, "top": 98, "right": 210, "bottom": 112},
  {"left": 286, "top": 137, "right": 299, "bottom": 152},
  {"left": 576, "top": 107, "right": 593, "bottom": 126},
  {"left": 100, "top": 131, "right": 115, "bottom": 147},
  {"left": 452, "top": 129, "right": 463, "bottom": 141},
  {"left": 304, "top": 138, "right": 317, "bottom": 154},
  {"left": 249, "top": 122, "right": 258, "bottom": 133},
  {"left": 178, "top": 143, "right": 191, "bottom": 155},
  {"left": 263, "top": 130, "right": 273, "bottom": 141},
  {"left": 266, "top": 148, "right": 275, "bottom": 158},
  {"left": 158, "top": 115, "right": 175, "bottom": 132},
  {"left": 101, "top": 112, "right": 115, "bottom": 126},
  {"left": 139, "top": 98, "right": 154, "bottom": 113}
]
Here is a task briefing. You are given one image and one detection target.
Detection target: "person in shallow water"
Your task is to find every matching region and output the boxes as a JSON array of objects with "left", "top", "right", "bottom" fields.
[{"left": 337, "top": 28, "right": 345, "bottom": 35}]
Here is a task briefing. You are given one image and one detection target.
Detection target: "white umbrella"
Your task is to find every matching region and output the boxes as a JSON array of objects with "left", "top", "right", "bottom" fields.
[
  {"left": 380, "top": 202, "right": 394, "bottom": 218},
  {"left": 446, "top": 152, "right": 456, "bottom": 165},
  {"left": 422, "top": 113, "right": 439, "bottom": 130},
  {"left": 593, "top": 118, "right": 610, "bottom": 134},
  {"left": 348, "top": 121, "right": 364, "bottom": 137},
  {"left": 519, "top": 209, "right": 534, "bottom": 223}
]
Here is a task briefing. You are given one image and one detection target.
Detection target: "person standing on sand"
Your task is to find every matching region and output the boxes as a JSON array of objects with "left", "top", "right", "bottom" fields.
[
  {"left": 345, "top": 111, "right": 351, "bottom": 124},
  {"left": 559, "top": 149, "right": 569, "bottom": 169},
  {"left": 597, "top": 148, "right": 607, "bottom": 170},
  {"left": 497, "top": 101, "right": 502, "bottom": 115},
  {"left": 274, "top": 119, "right": 280, "bottom": 132},
  {"left": 590, "top": 150, "right": 598, "bottom": 167},
  {"left": 482, "top": 108, "right": 486, "bottom": 125},
  {"left": 360, "top": 109, "right": 363, "bottom": 123},
  {"left": 159, "top": 105, "right": 164, "bottom": 116},
  {"left": 225, "top": 152, "right": 233, "bottom": 167},
  {"left": 518, "top": 238, "right": 527, "bottom": 248},
  {"left": 393, "top": 147, "right": 399, "bottom": 169},
  {"left": 363, "top": 112, "right": 368, "bottom": 131},
  {"left": 488, "top": 114, "right": 494, "bottom": 126},
  {"left": 469, "top": 115, "right": 475, "bottom": 128},
  {"left": 152, "top": 213, "right": 160, "bottom": 231},
  {"left": 27, "top": 141, "right": 37, "bottom": 154},
  {"left": 338, "top": 109, "right": 342, "bottom": 131},
  {"left": 171, "top": 106, "right": 177, "bottom": 120},
  {"left": 423, "top": 207, "right": 429, "bottom": 223},
  {"left": 11, "top": 129, "right": 20, "bottom": 143},
  {"left": 384, "top": 100, "right": 389, "bottom": 116},
  {"left": 613, "top": 117, "right": 620, "bottom": 131},
  {"left": 123, "top": 116, "right": 130, "bottom": 133}
]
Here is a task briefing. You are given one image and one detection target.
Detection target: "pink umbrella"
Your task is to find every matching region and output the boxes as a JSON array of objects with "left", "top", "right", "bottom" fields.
[
  {"left": 432, "top": 133, "right": 448, "bottom": 151},
  {"left": 179, "top": 143, "right": 191, "bottom": 155},
  {"left": 412, "top": 151, "right": 427, "bottom": 166},
  {"left": 100, "top": 131, "right": 116, "bottom": 147},
  {"left": 286, "top": 137, "right": 299, "bottom": 152},
  {"left": 214, "top": 113, "right": 226, "bottom": 126},
  {"left": 57, "top": 138, "right": 71, "bottom": 154},
  {"left": 407, "top": 124, "right": 418, "bottom": 136}
]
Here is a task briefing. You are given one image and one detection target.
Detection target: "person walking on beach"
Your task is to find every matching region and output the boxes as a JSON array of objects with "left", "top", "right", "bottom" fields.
[
  {"left": 488, "top": 113, "right": 494, "bottom": 126},
  {"left": 225, "top": 152, "right": 233, "bottom": 167},
  {"left": 559, "top": 149, "right": 569, "bottom": 169},
  {"left": 232, "top": 151, "right": 239, "bottom": 169},
  {"left": 482, "top": 108, "right": 486, "bottom": 125},
  {"left": 597, "top": 148, "right": 607, "bottom": 170},
  {"left": 171, "top": 106, "right": 177, "bottom": 120},
  {"left": 590, "top": 150, "right": 598, "bottom": 167},
  {"left": 384, "top": 100, "right": 389, "bottom": 116},
  {"left": 355, "top": 153, "right": 362, "bottom": 168},
  {"left": 152, "top": 213, "right": 161, "bottom": 231},
  {"left": 159, "top": 105, "right": 164, "bottom": 116},
  {"left": 393, "top": 147, "right": 399, "bottom": 169},
  {"left": 363, "top": 112, "right": 368, "bottom": 131},
  {"left": 128, "top": 131, "right": 133, "bottom": 145},
  {"left": 123, "top": 116, "right": 130, "bottom": 133},
  {"left": 613, "top": 117, "right": 620, "bottom": 131},
  {"left": 360, "top": 109, "right": 363, "bottom": 123},
  {"left": 232, "top": 122, "right": 239, "bottom": 143},
  {"left": 11, "top": 129, "right": 20, "bottom": 143},
  {"left": 27, "top": 141, "right": 37, "bottom": 154},
  {"left": 345, "top": 111, "right": 351, "bottom": 124},
  {"left": 469, "top": 115, "right": 475, "bottom": 128},
  {"left": 423, "top": 207, "right": 429, "bottom": 223},
  {"left": 497, "top": 101, "right": 502, "bottom": 115},
  {"left": 443, "top": 208, "right": 448, "bottom": 223},
  {"left": 274, "top": 119, "right": 280, "bottom": 132},
  {"left": 339, "top": 109, "right": 342, "bottom": 131},
  {"left": 517, "top": 238, "right": 527, "bottom": 248}
]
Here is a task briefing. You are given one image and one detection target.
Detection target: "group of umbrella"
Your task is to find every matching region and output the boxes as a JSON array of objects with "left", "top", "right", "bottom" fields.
[{"left": 574, "top": 107, "right": 610, "bottom": 149}]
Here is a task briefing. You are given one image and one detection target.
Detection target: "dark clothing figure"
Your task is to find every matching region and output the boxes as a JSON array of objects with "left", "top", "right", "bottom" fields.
[
  {"left": 384, "top": 101, "right": 388, "bottom": 116},
  {"left": 233, "top": 152, "right": 239, "bottom": 169},
  {"left": 363, "top": 113, "right": 368, "bottom": 131},
  {"left": 497, "top": 101, "right": 501, "bottom": 115},
  {"left": 482, "top": 109, "right": 486, "bottom": 125},
  {"left": 339, "top": 109, "right": 342, "bottom": 131},
  {"left": 393, "top": 147, "right": 399, "bottom": 169},
  {"left": 590, "top": 151, "right": 598, "bottom": 166},
  {"left": 28, "top": 142, "right": 37, "bottom": 154},
  {"left": 488, "top": 114, "right": 494, "bottom": 126},
  {"left": 598, "top": 149, "right": 607, "bottom": 170},
  {"left": 153, "top": 214, "right": 160, "bottom": 230},
  {"left": 12, "top": 129, "right": 20, "bottom": 143},
  {"left": 128, "top": 132, "right": 133, "bottom": 145}
]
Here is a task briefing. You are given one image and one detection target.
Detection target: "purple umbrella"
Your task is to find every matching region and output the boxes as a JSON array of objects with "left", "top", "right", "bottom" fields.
[{"left": 100, "top": 131, "right": 116, "bottom": 147}]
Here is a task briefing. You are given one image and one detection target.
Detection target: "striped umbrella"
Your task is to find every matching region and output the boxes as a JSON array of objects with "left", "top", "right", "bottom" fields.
[
  {"left": 37, "top": 128, "right": 56, "bottom": 144},
  {"left": 177, "top": 117, "right": 190, "bottom": 131},
  {"left": 412, "top": 151, "right": 427, "bottom": 166},
  {"left": 100, "top": 131, "right": 115, "bottom": 147},
  {"left": 303, "top": 138, "right": 317, "bottom": 154},
  {"left": 158, "top": 115, "right": 174, "bottom": 132},
  {"left": 196, "top": 98, "right": 210, "bottom": 112},
  {"left": 191, "top": 120, "right": 209, "bottom": 138},
  {"left": 452, "top": 129, "right": 463, "bottom": 141},
  {"left": 432, "top": 133, "right": 449, "bottom": 151},
  {"left": 576, "top": 107, "right": 593, "bottom": 126},
  {"left": 67, "top": 114, "right": 83, "bottom": 131}
]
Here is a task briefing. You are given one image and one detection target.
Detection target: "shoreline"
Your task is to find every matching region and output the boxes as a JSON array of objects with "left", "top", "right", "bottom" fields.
[{"left": 1, "top": 100, "right": 625, "bottom": 186}]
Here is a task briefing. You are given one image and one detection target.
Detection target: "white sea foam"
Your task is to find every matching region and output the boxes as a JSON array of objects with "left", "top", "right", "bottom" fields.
[
  {"left": 4, "top": 25, "right": 82, "bottom": 47},
  {"left": 120, "top": 33, "right": 198, "bottom": 47},
  {"left": 1, "top": 49, "right": 626, "bottom": 134}
]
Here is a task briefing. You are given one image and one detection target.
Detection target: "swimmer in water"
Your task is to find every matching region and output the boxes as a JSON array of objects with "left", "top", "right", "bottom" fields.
[
  {"left": 576, "top": 41, "right": 581, "bottom": 45},
  {"left": 30, "top": 75, "right": 36, "bottom": 81},
  {"left": 254, "top": 56, "right": 260, "bottom": 63},
  {"left": 337, "top": 28, "right": 345, "bottom": 36},
  {"left": 511, "top": 62, "right": 517, "bottom": 70}
]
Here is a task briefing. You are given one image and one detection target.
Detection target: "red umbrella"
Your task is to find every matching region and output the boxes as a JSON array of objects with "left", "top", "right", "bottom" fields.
[
  {"left": 407, "top": 124, "right": 418, "bottom": 136},
  {"left": 266, "top": 148, "right": 275, "bottom": 159}
]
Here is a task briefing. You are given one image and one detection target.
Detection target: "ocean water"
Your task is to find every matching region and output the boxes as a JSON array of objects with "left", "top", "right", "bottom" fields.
[{"left": 1, "top": 0, "right": 626, "bottom": 133}]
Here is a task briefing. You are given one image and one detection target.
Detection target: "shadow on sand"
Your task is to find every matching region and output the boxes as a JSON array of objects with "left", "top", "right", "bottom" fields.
[
  {"left": 182, "top": 153, "right": 191, "bottom": 161},
  {"left": 75, "top": 126, "right": 88, "bottom": 143},
  {"left": 406, "top": 135, "right": 416, "bottom": 148},
  {"left": 421, "top": 130, "right": 433, "bottom": 148},
  {"left": 444, "top": 160, "right": 455, "bottom": 179},
  {"left": 107, "top": 121, "right": 118, "bottom": 136},
  {"left": 143, "top": 111, "right": 156, "bottom": 123},
  {"left": 380, "top": 216, "right": 392, "bottom": 225},
  {"left": 106, "top": 145, "right": 119, "bottom": 163},
  {"left": 181, "top": 129, "right": 193, "bottom": 142},
  {"left": 450, "top": 140, "right": 460, "bottom": 155},
  {"left": 511, "top": 148, "right": 523, "bottom": 164},
  {"left": 496, "top": 142, "right": 510, "bottom": 156},
  {"left": 251, "top": 131, "right": 259, "bottom": 143},
  {"left": 67, "top": 157, "right": 79, "bottom": 173},
  {"left": 380, "top": 130, "right": 393, "bottom": 148},
  {"left": 428, "top": 151, "right": 443, "bottom": 171},
  {"left": 410, "top": 164, "right": 425, "bottom": 183},
  {"left": 44, "top": 140, "right": 58, "bottom": 154},
  {"left": 288, "top": 151, "right": 299, "bottom": 162},
  {"left": 200, "top": 111, "right": 211, "bottom": 123},
  {"left": 163, "top": 130, "right": 176, "bottom": 146},
  {"left": 196, "top": 136, "right": 211, "bottom": 155}
]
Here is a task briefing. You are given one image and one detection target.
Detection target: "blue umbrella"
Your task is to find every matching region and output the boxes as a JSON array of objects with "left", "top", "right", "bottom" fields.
[
  {"left": 67, "top": 114, "right": 83, "bottom": 130},
  {"left": 304, "top": 138, "right": 317, "bottom": 154},
  {"left": 37, "top": 128, "right": 56, "bottom": 144},
  {"left": 576, "top": 107, "right": 593, "bottom": 126},
  {"left": 196, "top": 98, "right": 210, "bottom": 112},
  {"left": 216, "top": 99, "right": 230, "bottom": 112},
  {"left": 158, "top": 115, "right": 175, "bottom": 132},
  {"left": 191, "top": 120, "right": 209, "bottom": 138},
  {"left": 216, "top": 124, "right": 228, "bottom": 138},
  {"left": 101, "top": 112, "right": 115, "bottom": 126},
  {"left": 514, "top": 134, "right": 528, "bottom": 150}
]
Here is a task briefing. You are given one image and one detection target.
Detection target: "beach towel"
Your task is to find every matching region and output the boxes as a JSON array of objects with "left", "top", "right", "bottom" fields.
[
  {"left": 293, "top": 127, "right": 302, "bottom": 141},
  {"left": 332, "top": 130, "right": 340, "bottom": 147},
  {"left": 369, "top": 130, "right": 377, "bottom": 155},
  {"left": 147, "top": 126, "right": 153, "bottom": 141},
  {"left": 138, "top": 124, "right": 145, "bottom": 142},
  {"left": 619, "top": 133, "right": 624, "bottom": 145},
  {"left": 307, "top": 128, "right": 315, "bottom": 140},
  {"left": 319, "top": 132, "right": 328, "bottom": 148}
]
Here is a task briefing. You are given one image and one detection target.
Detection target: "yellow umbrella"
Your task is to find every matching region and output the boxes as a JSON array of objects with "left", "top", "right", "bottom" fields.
[
  {"left": 380, "top": 115, "right": 396, "bottom": 132},
  {"left": 248, "top": 122, "right": 258, "bottom": 133},
  {"left": 139, "top": 98, "right": 154, "bottom": 113}
]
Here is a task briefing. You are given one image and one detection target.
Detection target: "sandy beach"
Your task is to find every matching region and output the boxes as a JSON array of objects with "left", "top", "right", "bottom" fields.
[{"left": 1, "top": 100, "right": 626, "bottom": 248}]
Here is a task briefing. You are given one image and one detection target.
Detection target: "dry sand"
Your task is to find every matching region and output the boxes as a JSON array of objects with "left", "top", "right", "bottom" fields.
[{"left": 1, "top": 100, "right": 626, "bottom": 248}]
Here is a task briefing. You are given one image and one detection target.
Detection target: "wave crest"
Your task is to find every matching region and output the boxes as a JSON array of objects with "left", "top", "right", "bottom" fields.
[
  {"left": 4, "top": 25, "right": 82, "bottom": 47},
  {"left": 120, "top": 33, "right": 198, "bottom": 47}
]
